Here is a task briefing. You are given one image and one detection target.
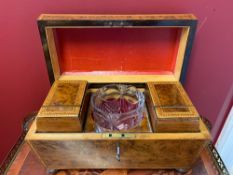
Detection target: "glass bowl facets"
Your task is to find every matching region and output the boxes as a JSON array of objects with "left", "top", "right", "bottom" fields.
[{"left": 91, "top": 84, "right": 145, "bottom": 132}]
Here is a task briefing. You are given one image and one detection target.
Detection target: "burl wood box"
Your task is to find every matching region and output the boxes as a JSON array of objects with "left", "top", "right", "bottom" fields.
[
  {"left": 147, "top": 81, "right": 199, "bottom": 132},
  {"left": 36, "top": 80, "right": 87, "bottom": 132},
  {"left": 26, "top": 14, "right": 211, "bottom": 171}
]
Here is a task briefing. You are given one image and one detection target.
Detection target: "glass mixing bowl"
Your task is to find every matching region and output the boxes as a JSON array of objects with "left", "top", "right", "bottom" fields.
[{"left": 91, "top": 84, "right": 145, "bottom": 132}]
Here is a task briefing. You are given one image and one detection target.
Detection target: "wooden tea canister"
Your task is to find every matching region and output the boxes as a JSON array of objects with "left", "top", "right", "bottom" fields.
[
  {"left": 36, "top": 80, "right": 87, "bottom": 132},
  {"left": 147, "top": 82, "right": 200, "bottom": 132},
  {"left": 26, "top": 14, "right": 211, "bottom": 171}
]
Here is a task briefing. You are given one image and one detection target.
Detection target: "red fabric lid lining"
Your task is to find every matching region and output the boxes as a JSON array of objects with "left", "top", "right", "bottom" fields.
[{"left": 54, "top": 28, "right": 181, "bottom": 75}]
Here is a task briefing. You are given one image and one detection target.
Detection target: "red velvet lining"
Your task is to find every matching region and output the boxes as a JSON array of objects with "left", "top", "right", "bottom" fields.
[{"left": 54, "top": 28, "right": 181, "bottom": 75}]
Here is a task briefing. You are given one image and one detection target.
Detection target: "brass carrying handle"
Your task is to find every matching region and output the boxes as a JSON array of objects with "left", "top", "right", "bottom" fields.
[{"left": 116, "top": 142, "right": 120, "bottom": 161}]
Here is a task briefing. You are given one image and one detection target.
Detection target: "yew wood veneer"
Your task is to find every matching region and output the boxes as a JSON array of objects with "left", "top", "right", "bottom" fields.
[{"left": 26, "top": 14, "right": 211, "bottom": 171}]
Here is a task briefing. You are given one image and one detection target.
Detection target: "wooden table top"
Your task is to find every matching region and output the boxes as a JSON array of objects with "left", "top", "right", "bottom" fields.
[{"left": 3, "top": 141, "right": 227, "bottom": 175}]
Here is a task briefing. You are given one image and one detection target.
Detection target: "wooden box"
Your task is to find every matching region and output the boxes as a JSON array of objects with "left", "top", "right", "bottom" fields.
[
  {"left": 36, "top": 80, "right": 87, "bottom": 132},
  {"left": 147, "top": 81, "right": 199, "bottom": 132},
  {"left": 26, "top": 14, "right": 211, "bottom": 171}
]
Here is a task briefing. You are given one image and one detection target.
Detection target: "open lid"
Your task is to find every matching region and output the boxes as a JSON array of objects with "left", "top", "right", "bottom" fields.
[{"left": 38, "top": 14, "right": 197, "bottom": 84}]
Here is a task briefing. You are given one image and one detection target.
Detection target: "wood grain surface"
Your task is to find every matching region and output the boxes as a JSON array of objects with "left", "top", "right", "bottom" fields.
[
  {"left": 147, "top": 82, "right": 199, "bottom": 132},
  {"left": 27, "top": 119, "right": 210, "bottom": 169},
  {"left": 38, "top": 14, "right": 197, "bottom": 21},
  {"left": 5, "top": 142, "right": 223, "bottom": 175},
  {"left": 36, "top": 80, "right": 87, "bottom": 132},
  {"left": 29, "top": 139, "right": 206, "bottom": 169}
]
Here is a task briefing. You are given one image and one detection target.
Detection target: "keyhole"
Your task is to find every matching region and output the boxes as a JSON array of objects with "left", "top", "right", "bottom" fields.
[{"left": 116, "top": 142, "right": 120, "bottom": 161}]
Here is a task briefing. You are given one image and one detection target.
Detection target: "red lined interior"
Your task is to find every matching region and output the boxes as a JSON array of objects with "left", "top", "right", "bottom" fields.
[{"left": 54, "top": 28, "right": 181, "bottom": 75}]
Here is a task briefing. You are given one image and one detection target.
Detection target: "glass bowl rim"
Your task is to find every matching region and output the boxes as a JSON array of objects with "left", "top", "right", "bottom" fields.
[{"left": 90, "top": 84, "right": 145, "bottom": 116}]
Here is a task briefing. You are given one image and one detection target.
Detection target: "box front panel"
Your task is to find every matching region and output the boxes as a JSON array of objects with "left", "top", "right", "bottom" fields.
[{"left": 29, "top": 139, "right": 206, "bottom": 169}]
